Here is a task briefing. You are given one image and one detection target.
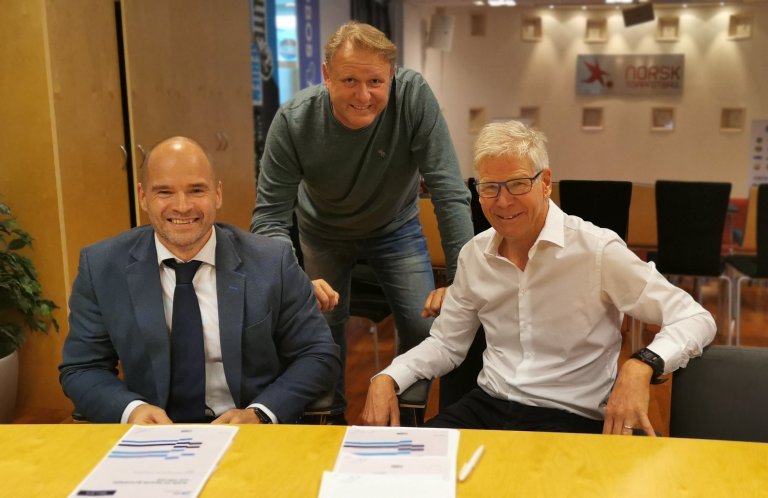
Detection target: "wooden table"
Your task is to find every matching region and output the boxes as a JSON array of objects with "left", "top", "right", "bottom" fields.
[{"left": 1, "top": 424, "right": 766, "bottom": 497}]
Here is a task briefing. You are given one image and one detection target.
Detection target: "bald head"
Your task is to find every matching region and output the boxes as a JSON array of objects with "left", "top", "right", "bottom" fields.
[
  {"left": 140, "top": 137, "right": 215, "bottom": 185},
  {"left": 138, "top": 136, "right": 222, "bottom": 261}
]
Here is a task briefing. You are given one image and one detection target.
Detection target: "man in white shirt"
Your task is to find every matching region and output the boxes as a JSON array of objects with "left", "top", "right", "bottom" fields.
[{"left": 362, "top": 121, "right": 715, "bottom": 435}]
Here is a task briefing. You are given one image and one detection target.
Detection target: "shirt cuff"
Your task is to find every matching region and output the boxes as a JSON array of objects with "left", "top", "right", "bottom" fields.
[
  {"left": 248, "top": 403, "right": 278, "bottom": 424},
  {"left": 121, "top": 400, "right": 148, "bottom": 424},
  {"left": 377, "top": 363, "right": 421, "bottom": 395}
]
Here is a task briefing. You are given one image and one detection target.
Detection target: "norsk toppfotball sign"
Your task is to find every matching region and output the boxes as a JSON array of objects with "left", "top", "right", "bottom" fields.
[{"left": 576, "top": 54, "right": 684, "bottom": 95}]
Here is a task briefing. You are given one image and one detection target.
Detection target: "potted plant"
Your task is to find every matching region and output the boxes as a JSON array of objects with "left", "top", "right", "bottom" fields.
[{"left": 0, "top": 200, "right": 58, "bottom": 422}]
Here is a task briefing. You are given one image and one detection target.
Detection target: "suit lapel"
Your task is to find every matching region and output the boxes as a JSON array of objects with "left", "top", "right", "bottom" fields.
[
  {"left": 126, "top": 229, "right": 171, "bottom": 405},
  {"left": 215, "top": 225, "right": 246, "bottom": 406}
]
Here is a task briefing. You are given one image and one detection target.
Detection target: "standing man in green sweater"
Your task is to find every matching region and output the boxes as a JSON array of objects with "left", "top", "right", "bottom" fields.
[{"left": 251, "top": 22, "right": 473, "bottom": 419}]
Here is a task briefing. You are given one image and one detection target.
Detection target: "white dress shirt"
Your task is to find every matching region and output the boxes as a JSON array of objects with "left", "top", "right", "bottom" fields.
[
  {"left": 383, "top": 201, "right": 716, "bottom": 420},
  {"left": 121, "top": 230, "right": 277, "bottom": 423}
]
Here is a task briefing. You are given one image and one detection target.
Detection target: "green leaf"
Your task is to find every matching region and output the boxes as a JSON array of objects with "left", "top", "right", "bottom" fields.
[
  {"left": 8, "top": 238, "right": 27, "bottom": 250},
  {"left": 0, "top": 198, "right": 58, "bottom": 353}
]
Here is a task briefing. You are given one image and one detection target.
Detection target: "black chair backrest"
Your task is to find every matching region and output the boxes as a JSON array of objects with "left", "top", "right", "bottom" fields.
[
  {"left": 670, "top": 345, "right": 768, "bottom": 443},
  {"left": 558, "top": 180, "right": 632, "bottom": 241},
  {"left": 757, "top": 183, "right": 768, "bottom": 276},
  {"left": 467, "top": 177, "right": 492, "bottom": 235},
  {"left": 655, "top": 180, "right": 731, "bottom": 276}
]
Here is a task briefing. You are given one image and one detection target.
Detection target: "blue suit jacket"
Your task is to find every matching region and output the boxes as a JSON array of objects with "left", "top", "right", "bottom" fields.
[{"left": 60, "top": 224, "right": 340, "bottom": 423}]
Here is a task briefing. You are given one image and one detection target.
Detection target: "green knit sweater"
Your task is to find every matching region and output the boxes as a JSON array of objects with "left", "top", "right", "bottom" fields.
[{"left": 251, "top": 68, "right": 473, "bottom": 278}]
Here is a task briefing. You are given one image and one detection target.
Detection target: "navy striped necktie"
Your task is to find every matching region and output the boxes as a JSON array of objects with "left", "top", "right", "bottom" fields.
[{"left": 163, "top": 259, "right": 206, "bottom": 423}]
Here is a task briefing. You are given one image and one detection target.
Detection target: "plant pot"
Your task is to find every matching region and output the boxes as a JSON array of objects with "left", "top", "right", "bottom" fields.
[{"left": 0, "top": 350, "right": 19, "bottom": 423}]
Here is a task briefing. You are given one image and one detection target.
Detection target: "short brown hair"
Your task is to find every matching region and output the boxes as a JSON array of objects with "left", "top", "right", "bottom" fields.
[{"left": 324, "top": 21, "right": 397, "bottom": 67}]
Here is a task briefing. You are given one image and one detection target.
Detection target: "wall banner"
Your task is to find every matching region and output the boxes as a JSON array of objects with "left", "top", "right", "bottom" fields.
[
  {"left": 297, "top": 0, "right": 321, "bottom": 89},
  {"left": 575, "top": 54, "right": 684, "bottom": 96},
  {"left": 251, "top": 0, "right": 280, "bottom": 162}
]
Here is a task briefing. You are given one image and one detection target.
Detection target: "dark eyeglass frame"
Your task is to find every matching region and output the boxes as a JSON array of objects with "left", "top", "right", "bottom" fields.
[{"left": 474, "top": 170, "right": 544, "bottom": 198}]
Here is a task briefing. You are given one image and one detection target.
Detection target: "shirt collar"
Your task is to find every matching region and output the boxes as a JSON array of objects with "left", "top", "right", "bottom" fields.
[
  {"left": 483, "top": 199, "right": 566, "bottom": 257},
  {"left": 154, "top": 228, "right": 217, "bottom": 267}
]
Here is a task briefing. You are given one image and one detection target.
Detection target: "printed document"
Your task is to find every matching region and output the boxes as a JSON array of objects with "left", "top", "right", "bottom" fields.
[
  {"left": 68, "top": 424, "right": 238, "bottom": 498},
  {"left": 319, "top": 426, "right": 459, "bottom": 498}
]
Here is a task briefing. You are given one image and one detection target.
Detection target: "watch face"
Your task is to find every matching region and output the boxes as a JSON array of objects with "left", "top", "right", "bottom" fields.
[{"left": 635, "top": 349, "right": 663, "bottom": 373}]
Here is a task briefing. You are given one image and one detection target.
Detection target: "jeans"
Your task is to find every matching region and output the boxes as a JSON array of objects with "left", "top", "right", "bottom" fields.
[{"left": 300, "top": 216, "right": 436, "bottom": 412}]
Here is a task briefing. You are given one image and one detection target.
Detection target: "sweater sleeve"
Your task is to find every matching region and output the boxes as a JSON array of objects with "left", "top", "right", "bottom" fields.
[
  {"left": 250, "top": 109, "right": 301, "bottom": 245},
  {"left": 407, "top": 73, "right": 474, "bottom": 280}
]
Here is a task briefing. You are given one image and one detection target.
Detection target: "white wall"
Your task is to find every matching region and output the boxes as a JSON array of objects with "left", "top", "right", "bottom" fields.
[
  {"left": 320, "top": 0, "right": 349, "bottom": 51},
  {"left": 401, "top": 3, "right": 767, "bottom": 197}
]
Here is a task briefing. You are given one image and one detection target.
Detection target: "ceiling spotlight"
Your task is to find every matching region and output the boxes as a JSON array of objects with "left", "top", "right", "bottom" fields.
[{"left": 473, "top": 0, "right": 485, "bottom": 5}]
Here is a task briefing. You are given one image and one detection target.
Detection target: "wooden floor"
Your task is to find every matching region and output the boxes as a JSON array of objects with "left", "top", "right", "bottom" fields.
[{"left": 344, "top": 280, "right": 768, "bottom": 435}]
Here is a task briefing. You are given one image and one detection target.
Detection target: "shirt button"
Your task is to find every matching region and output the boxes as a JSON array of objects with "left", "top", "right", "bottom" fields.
[{"left": 524, "top": 352, "right": 533, "bottom": 359}]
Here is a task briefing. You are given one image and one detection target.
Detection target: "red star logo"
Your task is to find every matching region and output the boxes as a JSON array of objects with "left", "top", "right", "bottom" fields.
[{"left": 582, "top": 59, "right": 613, "bottom": 87}]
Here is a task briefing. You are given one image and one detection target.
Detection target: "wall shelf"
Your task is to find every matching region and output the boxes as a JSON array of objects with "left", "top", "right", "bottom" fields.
[
  {"left": 656, "top": 17, "right": 679, "bottom": 42},
  {"left": 585, "top": 19, "right": 607, "bottom": 43},
  {"left": 522, "top": 17, "right": 542, "bottom": 41},
  {"left": 720, "top": 108, "right": 745, "bottom": 132},
  {"left": 520, "top": 106, "right": 540, "bottom": 128},
  {"left": 651, "top": 107, "right": 675, "bottom": 132},
  {"left": 728, "top": 14, "right": 752, "bottom": 40},
  {"left": 469, "top": 107, "right": 486, "bottom": 134},
  {"left": 581, "top": 107, "right": 604, "bottom": 130},
  {"left": 470, "top": 13, "right": 486, "bottom": 37}
]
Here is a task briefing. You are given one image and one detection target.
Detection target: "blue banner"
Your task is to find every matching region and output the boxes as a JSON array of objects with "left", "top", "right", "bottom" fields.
[
  {"left": 297, "top": 0, "right": 321, "bottom": 89},
  {"left": 251, "top": 0, "right": 280, "bottom": 160}
]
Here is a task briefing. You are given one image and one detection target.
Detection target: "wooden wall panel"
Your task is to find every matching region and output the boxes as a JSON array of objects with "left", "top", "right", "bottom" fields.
[
  {"left": 46, "top": 0, "right": 131, "bottom": 291},
  {"left": 0, "top": 0, "right": 71, "bottom": 422},
  {"left": 122, "top": 0, "right": 256, "bottom": 230}
]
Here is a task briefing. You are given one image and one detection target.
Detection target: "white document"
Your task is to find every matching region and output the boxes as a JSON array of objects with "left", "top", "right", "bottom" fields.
[
  {"left": 319, "top": 426, "right": 460, "bottom": 498},
  {"left": 69, "top": 425, "right": 238, "bottom": 498}
]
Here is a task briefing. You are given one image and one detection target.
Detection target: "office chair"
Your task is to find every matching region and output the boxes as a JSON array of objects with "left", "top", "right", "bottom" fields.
[
  {"left": 418, "top": 196, "right": 449, "bottom": 287},
  {"left": 349, "top": 261, "right": 394, "bottom": 371},
  {"left": 558, "top": 180, "right": 632, "bottom": 241},
  {"left": 669, "top": 345, "right": 768, "bottom": 443},
  {"left": 467, "top": 178, "right": 492, "bottom": 234},
  {"left": 650, "top": 180, "right": 732, "bottom": 342},
  {"left": 725, "top": 184, "right": 768, "bottom": 345}
]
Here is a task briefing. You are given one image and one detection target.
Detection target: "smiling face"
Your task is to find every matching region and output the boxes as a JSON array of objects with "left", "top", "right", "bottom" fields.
[
  {"left": 138, "top": 137, "right": 222, "bottom": 261},
  {"left": 477, "top": 154, "right": 551, "bottom": 258},
  {"left": 322, "top": 42, "right": 395, "bottom": 130}
]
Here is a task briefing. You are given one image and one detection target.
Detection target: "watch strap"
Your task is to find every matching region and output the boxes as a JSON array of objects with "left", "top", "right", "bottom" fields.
[
  {"left": 250, "top": 407, "right": 273, "bottom": 424},
  {"left": 631, "top": 348, "right": 668, "bottom": 384}
]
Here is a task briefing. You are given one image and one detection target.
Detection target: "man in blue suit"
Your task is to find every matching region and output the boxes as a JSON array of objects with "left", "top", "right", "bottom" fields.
[{"left": 60, "top": 137, "right": 340, "bottom": 424}]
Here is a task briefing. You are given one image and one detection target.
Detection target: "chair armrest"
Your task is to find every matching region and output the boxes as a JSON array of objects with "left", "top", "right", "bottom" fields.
[
  {"left": 302, "top": 387, "right": 338, "bottom": 416},
  {"left": 398, "top": 379, "right": 432, "bottom": 409}
]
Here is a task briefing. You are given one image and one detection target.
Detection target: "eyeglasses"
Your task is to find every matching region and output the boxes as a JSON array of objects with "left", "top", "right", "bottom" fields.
[{"left": 474, "top": 171, "right": 544, "bottom": 198}]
